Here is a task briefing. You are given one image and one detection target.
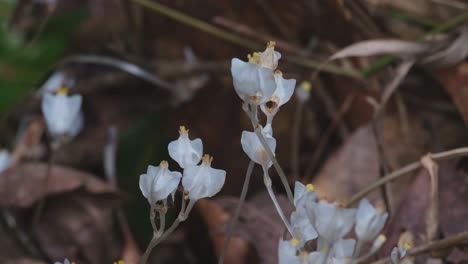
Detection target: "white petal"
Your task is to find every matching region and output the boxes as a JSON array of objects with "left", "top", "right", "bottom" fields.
[
  {"left": 182, "top": 163, "right": 226, "bottom": 200},
  {"left": 274, "top": 74, "right": 296, "bottom": 107},
  {"left": 278, "top": 240, "right": 300, "bottom": 264},
  {"left": 139, "top": 164, "right": 181, "bottom": 204},
  {"left": 231, "top": 58, "right": 276, "bottom": 103},
  {"left": 168, "top": 134, "right": 203, "bottom": 169},
  {"left": 42, "top": 93, "right": 83, "bottom": 137},
  {"left": 332, "top": 239, "right": 355, "bottom": 258},
  {"left": 313, "top": 201, "right": 356, "bottom": 243},
  {"left": 291, "top": 209, "right": 318, "bottom": 247},
  {"left": 355, "top": 199, "right": 388, "bottom": 242},
  {"left": 240, "top": 129, "right": 276, "bottom": 167}
]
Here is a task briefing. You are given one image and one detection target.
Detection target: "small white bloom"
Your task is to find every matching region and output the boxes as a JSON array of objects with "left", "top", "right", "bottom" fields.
[
  {"left": 278, "top": 239, "right": 322, "bottom": 264},
  {"left": 182, "top": 154, "right": 226, "bottom": 200},
  {"left": 38, "top": 71, "right": 74, "bottom": 95},
  {"left": 331, "top": 238, "right": 355, "bottom": 259},
  {"left": 295, "top": 81, "right": 312, "bottom": 103},
  {"left": 0, "top": 150, "right": 12, "bottom": 173},
  {"left": 41, "top": 87, "right": 83, "bottom": 138},
  {"left": 294, "top": 181, "right": 317, "bottom": 210},
  {"left": 139, "top": 161, "right": 182, "bottom": 205},
  {"left": 355, "top": 199, "right": 388, "bottom": 243},
  {"left": 240, "top": 127, "right": 276, "bottom": 167},
  {"left": 231, "top": 41, "right": 281, "bottom": 104},
  {"left": 291, "top": 208, "right": 318, "bottom": 248},
  {"left": 260, "top": 70, "right": 296, "bottom": 118},
  {"left": 168, "top": 126, "right": 203, "bottom": 169},
  {"left": 308, "top": 201, "right": 356, "bottom": 244}
]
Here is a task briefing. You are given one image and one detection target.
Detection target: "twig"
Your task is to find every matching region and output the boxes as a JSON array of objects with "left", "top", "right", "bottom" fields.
[
  {"left": 131, "top": 0, "right": 361, "bottom": 78},
  {"left": 218, "top": 161, "right": 255, "bottom": 264},
  {"left": 345, "top": 147, "right": 468, "bottom": 207},
  {"left": 363, "top": 231, "right": 468, "bottom": 264}
]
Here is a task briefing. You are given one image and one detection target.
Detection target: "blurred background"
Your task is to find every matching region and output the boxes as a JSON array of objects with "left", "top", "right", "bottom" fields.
[{"left": 0, "top": 0, "right": 468, "bottom": 263}]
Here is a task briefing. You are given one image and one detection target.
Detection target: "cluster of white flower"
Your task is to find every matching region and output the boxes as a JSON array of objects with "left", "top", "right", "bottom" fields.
[
  {"left": 279, "top": 183, "right": 388, "bottom": 264},
  {"left": 139, "top": 126, "right": 226, "bottom": 208},
  {"left": 41, "top": 86, "right": 83, "bottom": 141},
  {"left": 230, "top": 42, "right": 300, "bottom": 239}
]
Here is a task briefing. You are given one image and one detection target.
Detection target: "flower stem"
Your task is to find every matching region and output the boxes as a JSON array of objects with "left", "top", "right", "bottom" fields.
[
  {"left": 218, "top": 161, "right": 255, "bottom": 264},
  {"left": 262, "top": 166, "right": 294, "bottom": 236},
  {"left": 254, "top": 126, "right": 294, "bottom": 205},
  {"left": 139, "top": 198, "right": 194, "bottom": 264}
]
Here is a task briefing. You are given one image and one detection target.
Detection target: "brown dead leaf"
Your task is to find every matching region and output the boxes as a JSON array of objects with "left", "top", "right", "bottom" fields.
[
  {"left": 434, "top": 62, "right": 468, "bottom": 126},
  {"left": 34, "top": 191, "right": 119, "bottom": 264},
  {"left": 0, "top": 162, "right": 119, "bottom": 208},
  {"left": 195, "top": 191, "right": 293, "bottom": 264}
]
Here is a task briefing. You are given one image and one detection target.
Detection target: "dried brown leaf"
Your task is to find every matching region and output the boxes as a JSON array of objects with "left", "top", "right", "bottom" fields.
[
  {"left": 420, "top": 154, "right": 439, "bottom": 242},
  {"left": 421, "top": 27, "right": 468, "bottom": 69},
  {"left": 329, "top": 40, "right": 430, "bottom": 60},
  {"left": 0, "top": 162, "right": 119, "bottom": 208}
]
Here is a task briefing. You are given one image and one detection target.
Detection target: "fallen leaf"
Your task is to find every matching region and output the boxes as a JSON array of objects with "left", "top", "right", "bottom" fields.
[{"left": 0, "top": 162, "right": 119, "bottom": 208}]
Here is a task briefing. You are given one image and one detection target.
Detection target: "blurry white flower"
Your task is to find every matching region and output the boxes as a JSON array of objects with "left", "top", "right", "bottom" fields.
[
  {"left": 278, "top": 239, "right": 324, "bottom": 264},
  {"left": 290, "top": 208, "right": 318, "bottom": 248},
  {"left": 41, "top": 87, "right": 83, "bottom": 138},
  {"left": 295, "top": 81, "right": 312, "bottom": 103},
  {"left": 38, "top": 71, "right": 74, "bottom": 96},
  {"left": 0, "top": 150, "right": 12, "bottom": 173},
  {"left": 308, "top": 201, "right": 356, "bottom": 244},
  {"left": 231, "top": 42, "right": 281, "bottom": 104},
  {"left": 139, "top": 161, "right": 182, "bottom": 205},
  {"left": 293, "top": 181, "right": 317, "bottom": 210},
  {"left": 355, "top": 199, "right": 388, "bottom": 243},
  {"left": 370, "top": 234, "right": 387, "bottom": 253},
  {"left": 260, "top": 70, "right": 296, "bottom": 119},
  {"left": 240, "top": 127, "right": 276, "bottom": 167},
  {"left": 331, "top": 238, "right": 355, "bottom": 259},
  {"left": 168, "top": 126, "right": 203, "bottom": 169},
  {"left": 182, "top": 154, "right": 226, "bottom": 200},
  {"left": 54, "top": 258, "right": 71, "bottom": 264}
]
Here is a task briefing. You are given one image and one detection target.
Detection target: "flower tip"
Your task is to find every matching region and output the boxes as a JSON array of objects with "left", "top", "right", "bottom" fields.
[
  {"left": 247, "top": 52, "right": 260, "bottom": 64},
  {"left": 290, "top": 238, "right": 299, "bottom": 246},
  {"left": 267, "top": 41, "right": 276, "bottom": 48},
  {"left": 300, "top": 81, "right": 312, "bottom": 91},
  {"left": 403, "top": 242, "right": 412, "bottom": 250},
  {"left": 306, "top": 183, "right": 315, "bottom": 192},
  {"left": 202, "top": 154, "right": 213, "bottom": 165},
  {"left": 160, "top": 160, "right": 169, "bottom": 168},
  {"left": 179, "top": 126, "right": 189, "bottom": 135},
  {"left": 378, "top": 234, "right": 387, "bottom": 242},
  {"left": 57, "top": 86, "right": 69, "bottom": 95}
]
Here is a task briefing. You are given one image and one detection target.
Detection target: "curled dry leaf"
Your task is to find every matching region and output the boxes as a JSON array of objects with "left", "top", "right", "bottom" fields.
[
  {"left": 421, "top": 27, "right": 468, "bottom": 69},
  {"left": 329, "top": 40, "right": 431, "bottom": 60},
  {"left": 0, "top": 162, "right": 120, "bottom": 207}
]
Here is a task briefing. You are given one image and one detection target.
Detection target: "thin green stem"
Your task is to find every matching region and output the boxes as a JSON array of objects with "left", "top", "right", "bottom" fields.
[
  {"left": 218, "top": 161, "right": 255, "bottom": 264},
  {"left": 345, "top": 146, "right": 468, "bottom": 207},
  {"left": 157, "top": 211, "right": 166, "bottom": 237}
]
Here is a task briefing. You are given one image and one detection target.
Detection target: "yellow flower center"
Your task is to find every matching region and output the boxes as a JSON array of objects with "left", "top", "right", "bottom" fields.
[
  {"left": 306, "top": 184, "right": 315, "bottom": 192},
  {"left": 247, "top": 52, "right": 261, "bottom": 64},
  {"left": 290, "top": 238, "right": 299, "bottom": 246},
  {"left": 57, "top": 86, "right": 69, "bottom": 95},
  {"left": 300, "top": 81, "right": 312, "bottom": 91},
  {"left": 179, "top": 126, "right": 189, "bottom": 135}
]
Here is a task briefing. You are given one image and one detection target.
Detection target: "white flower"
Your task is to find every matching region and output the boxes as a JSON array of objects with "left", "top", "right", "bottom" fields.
[
  {"left": 168, "top": 126, "right": 203, "bottom": 169},
  {"left": 278, "top": 239, "right": 323, "bottom": 264},
  {"left": 139, "top": 161, "right": 182, "bottom": 205},
  {"left": 331, "top": 238, "right": 355, "bottom": 259},
  {"left": 295, "top": 81, "right": 312, "bottom": 103},
  {"left": 231, "top": 42, "right": 281, "bottom": 104},
  {"left": 41, "top": 87, "right": 83, "bottom": 138},
  {"left": 308, "top": 201, "right": 356, "bottom": 244},
  {"left": 355, "top": 199, "right": 388, "bottom": 243},
  {"left": 291, "top": 208, "right": 318, "bottom": 248},
  {"left": 54, "top": 259, "right": 71, "bottom": 264},
  {"left": 0, "top": 150, "right": 12, "bottom": 173},
  {"left": 182, "top": 154, "right": 226, "bottom": 200},
  {"left": 38, "top": 71, "right": 73, "bottom": 95},
  {"left": 260, "top": 70, "right": 296, "bottom": 118},
  {"left": 294, "top": 182, "right": 317, "bottom": 210},
  {"left": 240, "top": 127, "right": 276, "bottom": 167}
]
